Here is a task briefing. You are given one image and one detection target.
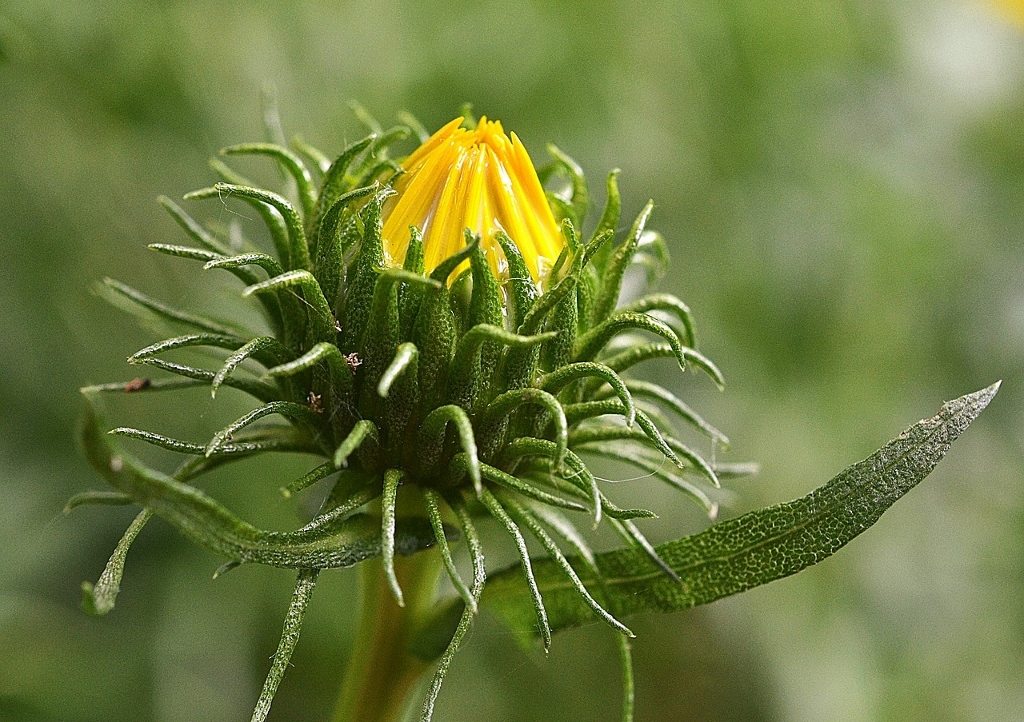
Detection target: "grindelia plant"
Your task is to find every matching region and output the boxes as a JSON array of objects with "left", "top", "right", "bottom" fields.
[{"left": 74, "top": 108, "right": 997, "bottom": 721}]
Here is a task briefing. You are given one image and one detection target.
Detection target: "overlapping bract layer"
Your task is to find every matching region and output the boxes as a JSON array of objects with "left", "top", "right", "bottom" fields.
[{"left": 80, "top": 115, "right": 735, "bottom": 722}]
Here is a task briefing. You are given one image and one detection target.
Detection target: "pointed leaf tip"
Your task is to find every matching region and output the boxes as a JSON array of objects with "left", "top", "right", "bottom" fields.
[{"left": 482, "top": 384, "right": 998, "bottom": 637}]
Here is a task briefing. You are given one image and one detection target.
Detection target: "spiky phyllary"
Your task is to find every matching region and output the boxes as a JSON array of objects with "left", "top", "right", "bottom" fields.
[{"left": 77, "top": 110, "right": 740, "bottom": 721}]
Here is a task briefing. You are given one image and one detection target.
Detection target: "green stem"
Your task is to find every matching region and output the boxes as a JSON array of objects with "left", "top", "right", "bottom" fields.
[{"left": 333, "top": 553, "right": 441, "bottom": 722}]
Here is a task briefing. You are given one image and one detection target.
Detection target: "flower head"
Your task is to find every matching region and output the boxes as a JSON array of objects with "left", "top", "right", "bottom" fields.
[
  {"left": 382, "top": 117, "right": 563, "bottom": 282},
  {"left": 77, "top": 108, "right": 734, "bottom": 722}
]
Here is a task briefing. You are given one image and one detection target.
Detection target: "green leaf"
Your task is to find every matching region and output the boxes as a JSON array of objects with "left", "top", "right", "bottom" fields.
[
  {"left": 250, "top": 568, "right": 319, "bottom": 722},
  {"left": 80, "top": 397, "right": 437, "bottom": 570},
  {"left": 81, "top": 508, "right": 152, "bottom": 616},
  {"left": 64, "top": 490, "right": 134, "bottom": 512},
  {"left": 128, "top": 356, "right": 281, "bottom": 402},
  {"left": 381, "top": 469, "right": 406, "bottom": 606},
  {"left": 482, "top": 383, "right": 999, "bottom": 637}
]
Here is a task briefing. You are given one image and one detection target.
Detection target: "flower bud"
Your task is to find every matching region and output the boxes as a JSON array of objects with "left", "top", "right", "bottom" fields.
[{"left": 383, "top": 117, "right": 562, "bottom": 282}]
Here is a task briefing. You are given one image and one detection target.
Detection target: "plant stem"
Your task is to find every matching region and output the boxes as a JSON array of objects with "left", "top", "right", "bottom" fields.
[{"left": 333, "top": 553, "right": 441, "bottom": 722}]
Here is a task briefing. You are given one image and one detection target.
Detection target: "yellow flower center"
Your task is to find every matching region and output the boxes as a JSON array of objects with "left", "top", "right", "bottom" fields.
[{"left": 382, "top": 117, "right": 564, "bottom": 283}]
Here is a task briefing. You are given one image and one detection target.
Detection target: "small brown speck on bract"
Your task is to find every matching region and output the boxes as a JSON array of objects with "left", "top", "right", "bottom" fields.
[{"left": 124, "top": 378, "right": 151, "bottom": 393}]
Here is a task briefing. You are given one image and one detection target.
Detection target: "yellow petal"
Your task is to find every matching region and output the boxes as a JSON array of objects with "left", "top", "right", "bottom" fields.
[{"left": 382, "top": 117, "right": 563, "bottom": 284}]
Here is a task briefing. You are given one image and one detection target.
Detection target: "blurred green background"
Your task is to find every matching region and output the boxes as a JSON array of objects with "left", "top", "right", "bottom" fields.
[{"left": 2, "top": 0, "right": 1023, "bottom": 720}]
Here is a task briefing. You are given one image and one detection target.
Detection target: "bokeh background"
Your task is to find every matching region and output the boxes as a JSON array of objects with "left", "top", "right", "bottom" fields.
[{"left": 2, "top": 0, "right": 1023, "bottom": 720}]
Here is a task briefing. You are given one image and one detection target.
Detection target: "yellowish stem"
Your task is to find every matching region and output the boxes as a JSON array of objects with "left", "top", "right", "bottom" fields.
[{"left": 333, "top": 554, "right": 441, "bottom": 722}]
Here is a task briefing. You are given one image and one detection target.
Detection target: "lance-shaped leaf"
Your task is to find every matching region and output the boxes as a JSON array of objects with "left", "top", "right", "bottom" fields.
[
  {"left": 482, "top": 383, "right": 999, "bottom": 637},
  {"left": 80, "top": 400, "right": 436, "bottom": 569},
  {"left": 249, "top": 568, "right": 319, "bottom": 722},
  {"left": 81, "top": 508, "right": 153, "bottom": 616}
]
